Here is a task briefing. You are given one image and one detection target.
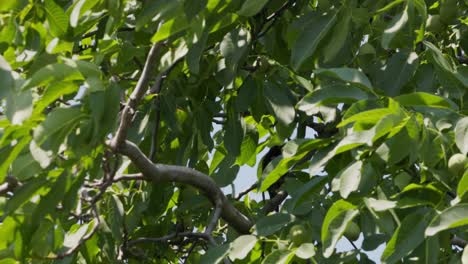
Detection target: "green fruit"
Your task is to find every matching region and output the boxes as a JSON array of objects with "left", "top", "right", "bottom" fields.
[
  {"left": 448, "top": 153, "right": 468, "bottom": 176},
  {"left": 289, "top": 225, "right": 309, "bottom": 245},
  {"left": 439, "top": 0, "right": 458, "bottom": 25},
  {"left": 344, "top": 222, "right": 360, "bottom": 241},
  {"left": 426, "top": 15, "right": 444, "bottom": 33}
]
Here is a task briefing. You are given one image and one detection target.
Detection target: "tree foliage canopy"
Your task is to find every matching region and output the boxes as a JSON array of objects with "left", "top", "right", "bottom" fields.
[{"left": 0, "top": 0, "right": 468, "bottom": 263}]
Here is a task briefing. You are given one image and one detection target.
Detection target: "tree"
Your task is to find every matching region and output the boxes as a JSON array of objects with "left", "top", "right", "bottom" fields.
[{"left": 0, "top": 0, "right": 467, "bottom": 263}]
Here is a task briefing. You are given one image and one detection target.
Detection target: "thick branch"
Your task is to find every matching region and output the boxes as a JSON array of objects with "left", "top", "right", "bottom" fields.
[
  {"left": 110, "top": 42, "right": 164, "bottom": 150},
  {"left": 116, "top": 140, "right": 253, "bottom": 234}
]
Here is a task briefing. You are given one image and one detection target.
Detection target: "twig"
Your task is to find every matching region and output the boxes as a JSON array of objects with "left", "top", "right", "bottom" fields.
[
  {"left": 255, "top": 0, "right": 293, "bottom": 39},
  {"left": 113, "top": 173, "right": 145, "bottom": 182},
  {"left": 127, "top": 232, "right": 212, "bottom": 247},
  {"left": 346, "top": 237, "right": 359, "bottom": 251},
  {"left": 236, "top": 183, "right": 257, "bottom": 200},
  {"left": 183, "top": 242, "right": 198, "bottom": 264},
  {"left": 110, "top": 42, "right": 164, "bottom": 151},
  {"left": 262, "top": 191, "right": 288, "bottom": 214},
  {"left": 205, "top": 198, "right": 223, "bottom": 235}
]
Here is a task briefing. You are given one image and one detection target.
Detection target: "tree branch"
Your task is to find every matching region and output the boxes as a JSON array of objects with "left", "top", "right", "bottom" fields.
[
  {"left": 110, "top": 42, "right": 164, "bottom": 151},
  {"left": 127, "top": 231, "right": 212, "bottom": 247},
  {"left": 262, "top": 190, "right": 288, "bottom": 214},
  {"left": 452, "top": 236, "right": 467, "bottom": 248},
  {"left": 236, "top": 183, "right": 258, "bottom": 200},
  {"left": 113, "top": 140, "right": 253, "bottom": 234},
  {"left": 255, "top": 0, "right": 294, "bottom": 40},
  {"left": 205, "top": 198, "right": 223, "bottom": 235}
]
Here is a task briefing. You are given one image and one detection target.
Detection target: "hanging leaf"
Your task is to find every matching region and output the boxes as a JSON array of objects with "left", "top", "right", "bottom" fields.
[
  {"left": 291, "top": 12, "right": 337, "bottom": 70},
  {"left": 44, "top": 0, "right": 69, "bottom": 38},
  {"left": 322, "top": 200, "right": 359, "bottom": 258},
  {"left": 237, "top": 0, "right": 269, "bottom": 17},
  {"left": 425, "top": 204, "right": 468, "bottom": 236},
  {"left": 382, "top": 211, "right": 431, "bottom": 264},
  {"left": 229, "top": 235, "right": 258, "bottom": 260},
  {"left": 455, "top": 117, "right": 468, "bottom": 155}
]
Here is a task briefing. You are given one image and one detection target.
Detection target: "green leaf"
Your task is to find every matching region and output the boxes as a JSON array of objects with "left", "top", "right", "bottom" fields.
[
  {"left": 151, "top": 16, "right": 189, "bottom": 42},
  {"left": 290, "top": 176, "right": 328, "bottom": 209},
  {"left": 364, "top": 198, "right": 397, "bottom": 212},
  {"left": 89, "top": 84, "right": 121, "bottom": 142},
  {"left": 11, "top": 153, "right": 42, "bottom": 181},
  {"left": 109, "top": 195, "right": 124, "bottom": 242},
  {"left": 63, "top": 220, "right": 96, "bottom": 250},
  {"left": 424, "top": 41, "right": 455, "bottom": 73},
  {"left": 322, "top": 200, "right": 359, "bottom": 258},
  {"left": 334, "top": 160, "right": 363, "bottom": 199},
  {"left": 29, "top": 140, "right": 53, "bottom": 169},
  {"left": 32, "top": 171, "right": 70, "bottom": 221},
  {"left": 254, "top": 214, "right": 295, "bottom": 237},
  {"left": 44, "top": 0, "right": 69, "bottom": 37},
  {"left": 297, "top": 84, "right": 368, "bottom": 116},
  {"left": 291, "top": 12, "right": 337, "bottom": 70},
  {"left": 0, "top": 137, "right": 30, "bottom": 183},
  {"left": 381, "top": 4, "right": 408, "bottom": 49},
  {"left": 70, "top": 0, "right": 98, "bottom": 28},
  {"left": 264, "top": 81, "right": 295, "bottom": 127},
  {"left": 338, "top": 108, "right": 393, "bottom": 128},
  {"left": 455, "top": 117, "right": 468, "bottom": 155},
  {"left": 4, "top": 177, "right": 47, "bottom": 216},
  {"left": 458, "top": 170, "right": 468, "bottom": 198},
  {"left": 295, "top": 243, "right": 316, "bottom": 259},
  {"left": 135, "top": 1, "right": 181, "bottom": 31},
  {"left": 262, "top": 250, "right": 294, "bottom": 264},
  {"left": 33, "top": 107, "right": 87, "bottom": 152},
  {"left": 315, "top": 68, "right": 373, "bottom": 90},
  {"left": 236, "top": 126, "right": 258, "bottom": 166},
  {"left": 220, "top": 27, "right": 250, "bottom": 67},
  {"left": 0, "top": 55, "right": 13, "bottom": 99},
  {"left": 425, "top": 204, "right": 468, "bottom": 236},
  {"left": 394, "top": 92, "right": 453, "bottom": 109},
  {"left": 6, "top": 89, "right": 33, "bottom": 125},
  {"left": 323, "top": 10, "right": 351, "bottom": 62},
  {"left": 200, "top": 244, "right": 230, "bottom": 264},
  {"left": 229, "top": 235, "right": 258, "bottom": 261},
  {"left": 237, "top": 0, "right": 269, "bottom": 17},
  {"left": 34, "top": 82, "right": 78, "bottom": 114},
  {"left": 378, "top": 51, "right": 419, "bottom": 96},
  {"left": 21, "top": 63, "right": 84, "bottom": 90},
  {"left": 223, "top": 113, "right": 244, "bottom": 157},
  {"left": 382, "top": 211, "right": 431, "bottom": 264},
  {"left": 261, "top": 139, "right": 328, "bottom": 192},
  {"left": 395, "top": 184, "right": 443, "bottom": 208}
]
